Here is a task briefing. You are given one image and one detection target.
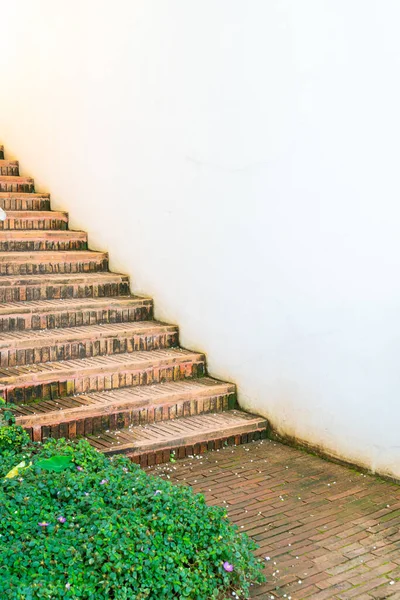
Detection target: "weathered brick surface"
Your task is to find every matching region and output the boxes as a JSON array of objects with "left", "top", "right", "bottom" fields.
[
  {"left": 0, "top": 161, "right": 19, "bottom": 176},
  {"left": 1, "top": 349, "right": 206, "bottom": 403},
  {"left": 0, "top": 210, "right": 68, "bottom": 230},
  {"left": 149, "top": 440, "right": 400, "bottom": 599},
  {"left": 0, "top": 176, "right": 34, "bottom": 192},
  {"left": 0, "top": 193, "right": 51, "bottom": 211},
  {"left": 15, "top": 378, "right": 236, "bottom": 439},
  {"left": 0, "top": 297, "right": 153, "bottom": 332},
  {"left": 0, "top": 273, "right": 130, "bottom": 302},
  {"left": 0, "top": 250, "right": 109, "bottom": 275},
  {"left": 0, "top": 231, "right": 88, "bottom": 251},
  {"left": 25, "top": 389, "right": 236, "bottom": 442},
  {"left": 0, "top": 321, "right": 179, "bottom": 366},
  {"left": 130, "top": 429, "right": 268, "bottom": 467}
]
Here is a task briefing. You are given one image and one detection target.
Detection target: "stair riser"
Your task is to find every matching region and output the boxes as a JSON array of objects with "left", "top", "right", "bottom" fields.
[
  {"left": 0, "top": 166, "right": 19, "bottom": 176},
  {"left": 26, "top": 391, "right": 237, "bottom": 442},
  {"left": 2, "top": 360, "right": 206, "bottom": 404},
  {"left": 0, "top": 219, "right": 67, "bottom": 230},
  {"left": 130, "top": 429, "right": 268, "bottom": 467},
  {"left": 0, "top": 303, "right": 153, "bottom": 332},
  {"left": 0, "top": 331, "right": 179, "bottom": 367},
  {"left": 0, "top": 197, "right": 50, "bottom": 211},
  {"left": 0, "top": 182, "right": 34, "bottom": 193},
  {"left": 0, "top": 280, "right": 130, "bottom": 303},
  {"left": 0, "top": 258, "right": 109, "bottom": 276},
  {"left": 0, "top": 239, "right": 88, "bottom": 251}
]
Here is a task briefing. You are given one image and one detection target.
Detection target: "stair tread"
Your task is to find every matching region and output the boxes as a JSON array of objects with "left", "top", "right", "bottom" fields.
[
  {"left": 0, "top": 230, "right": 86, "bottom": 239},
  {"left": 0, "top": 348, "right": 204, "bottom": 386},
  {"left": 87, "top": 410, "right": 267, "bottom": 454},
  {"left": 0, "top": 176, "right": 33, "bottom": 182},
  {"left": 0, "top": 192, "right": 50, "bottom": 199},
  {"left": 0, "top": 250, "right": 107, "bottom": 261},
  {"left": 0, "top": 295, "right": 151, "bottom": 316},
  {"left": 1, "top": 210, "right": 67, "bottom": 218},
  {"left": 0, "top": 320, "right": 177, "bottom": 349},
  {"left": 15, "top": 377, "right": 234, "bottom": 426},
  {"left": 0, "top": 272, "right": 129, "bottom": 286}
]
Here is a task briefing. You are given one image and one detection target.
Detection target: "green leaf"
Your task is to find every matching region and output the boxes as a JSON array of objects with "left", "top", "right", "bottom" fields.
[{"left": 35, "top": 455, "right": 74, "bottom": 472}]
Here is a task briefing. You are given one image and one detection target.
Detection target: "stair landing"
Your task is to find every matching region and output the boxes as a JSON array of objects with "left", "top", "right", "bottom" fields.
[{"left": 0, "top": 145, "right": 267, "bottom": 463}]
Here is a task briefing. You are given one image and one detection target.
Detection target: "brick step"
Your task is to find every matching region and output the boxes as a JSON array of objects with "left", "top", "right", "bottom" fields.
[
  {"left": 0, "top": 210, "right": 68, "bottom": 230},
  {"left": 134, "top": 422, "right": 267, "bottom": 468},
  {"left": 0, "top": 161, "right": 19, "bottom": 176},
  {"left": 0, "top": 250, "right": 108, "bottom": 275},
  {"left": 0, "top": 176, "right": 34, "bottom": 193},
  {"left": 0, "top": 193, "right": 51, "bottom": 211},
  {"left": 0, "top": 296, "right": 153, "bottom": 332},
  {"left": 0, "top": 348, "right": 206, "bottom": 404},
  {"left": 87, "top": 410, "right": 269, "bottom": 463},
  {"left": 0, "top": 230, "right": 88, "bottom": 251},
  {"left": 0, "top": 272, "right": 130, "bottom": 302},
  {"left": 0, "top": 320, "right": 179, "bottom": 367},
  {"left": 15, "top": 377, "right": 236, "bottom": 442}
]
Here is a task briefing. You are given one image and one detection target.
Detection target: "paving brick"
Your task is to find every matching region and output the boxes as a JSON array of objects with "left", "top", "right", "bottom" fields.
[
  {"left": 337, "top": 577, "right": 396, "bottom": 599},
  {"left": 148, "top": 439, "right": 400, "bottom": 599}
]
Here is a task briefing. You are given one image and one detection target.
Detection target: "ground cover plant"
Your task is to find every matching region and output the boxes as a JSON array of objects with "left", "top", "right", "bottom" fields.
[{"left": 0, "top": 412, "right": 265, "bottom": 599}]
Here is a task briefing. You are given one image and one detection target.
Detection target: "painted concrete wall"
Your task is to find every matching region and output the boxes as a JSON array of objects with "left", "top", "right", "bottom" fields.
[{"left": 1, "top": 0, "right": 400, "bottom": 478}]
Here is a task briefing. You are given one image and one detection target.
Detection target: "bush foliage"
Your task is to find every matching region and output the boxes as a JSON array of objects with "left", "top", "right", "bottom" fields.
[
  {"left": 0, "top": 435, "right": 265, "bottom": 599},
  {"left": 0, "top": 400, "right": 30, "bottom": 452}
]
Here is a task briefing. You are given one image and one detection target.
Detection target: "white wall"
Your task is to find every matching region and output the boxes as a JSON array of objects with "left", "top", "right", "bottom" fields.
[{"left": 1, "top": 0, "right": 400, "bottom": 479}]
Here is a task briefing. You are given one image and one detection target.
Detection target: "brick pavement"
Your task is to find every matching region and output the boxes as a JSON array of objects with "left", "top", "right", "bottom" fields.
[{"left": 148, "top": 439, "right": 400, "bottom": 600}]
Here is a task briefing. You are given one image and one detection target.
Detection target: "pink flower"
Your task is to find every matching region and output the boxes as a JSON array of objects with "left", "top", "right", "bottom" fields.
[
  {"left": 38, "top": 522, "right": 49, "bottom": 527},
  {"left": 154, "top": 490, "right": 162, "bottom": 496},
  {"left": 57, "top": 516, "right": 66, "bottom": 523},
  {"left": 76, "top": 466, "right": 83, "bottom": 471},
  {"left": 100, "top": 479, "right": 108, "bottom": 485},
  {"left": 223, "top": 562, "right": 234, "bottom": 572}
]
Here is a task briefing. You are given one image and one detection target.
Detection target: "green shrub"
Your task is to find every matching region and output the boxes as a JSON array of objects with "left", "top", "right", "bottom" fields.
[
  {"left": 0, "top": 399, "right": 30, "bottom": 452},
  {"left": 0, "top": 437, "right": 265, "bottom": 599}
]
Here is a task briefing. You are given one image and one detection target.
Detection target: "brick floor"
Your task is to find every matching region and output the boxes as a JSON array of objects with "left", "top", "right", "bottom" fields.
[{"left": 148, "top": 439, "right": 400, "bottom": 600}]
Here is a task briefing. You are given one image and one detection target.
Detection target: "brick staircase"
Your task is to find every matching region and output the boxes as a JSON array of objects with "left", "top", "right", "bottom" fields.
[{"left": 0, "top": 146, "right": 268, "bottom": 465}]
